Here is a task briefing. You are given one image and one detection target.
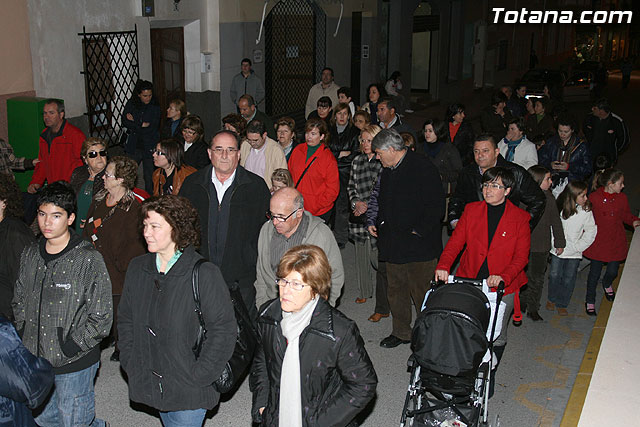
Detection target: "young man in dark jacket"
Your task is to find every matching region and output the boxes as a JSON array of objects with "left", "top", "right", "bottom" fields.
[{"left": 12, "top": 181, "right": 112, "bottom": 426}]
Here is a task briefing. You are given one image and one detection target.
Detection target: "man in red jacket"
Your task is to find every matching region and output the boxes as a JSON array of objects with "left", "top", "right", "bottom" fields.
[{"left": 27, "top": 100, "right": 85, "bottom": 194}]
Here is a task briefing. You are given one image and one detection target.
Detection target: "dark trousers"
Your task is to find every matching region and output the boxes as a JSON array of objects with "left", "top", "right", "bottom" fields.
[
  {"left": 521, "top": 252, "right": 549, "bottom": 312},
  {"left": 317, "top": 205, "right": 336, "bottom": 228},
  {"left": 386, "top": 259, "right": 436, "bottom": 341},
  {"left": 128, "top": 148, "right": 155, "bottom": 194},
  {"left": 586, "top": 259, "right": 621, "bottom": 304},
  {"left": 333, "top": 182, "right": 350, "bottom": 246},
  {"left": 374, "top": 260, "right": 390, "bottom": 315},
  {"left": 111, "top": 294, "right": 121, "bottom": 351}
]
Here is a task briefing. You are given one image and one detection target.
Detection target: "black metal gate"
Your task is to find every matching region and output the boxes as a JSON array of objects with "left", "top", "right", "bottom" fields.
[
  {"left": 265, "top": 0, "right": 326, "bottom": 127},
  {"left": 79, "top": 26, "right": 139, "bottom": 145}
]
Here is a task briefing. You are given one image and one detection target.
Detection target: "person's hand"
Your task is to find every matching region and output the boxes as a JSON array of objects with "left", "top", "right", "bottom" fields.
[
  {"left": 32, "top": 158, "right": 40, "bottom": 165},
  {"left": 79, "top": 219, "right": 86, "bottom": 229},
  {"left": 633, "top": 220, "right": 640, "bottom": 228},
  {"left": 126, "top": 113, "right": 134, "bottom": 121},
  {"left": 367, "top": 225, "right": 378, "bottom": 237},
  {"left": 354, "top": 201, "right": 367, "bottom": 216},
  {"left": 259, "top": 407, "right": 264, "bottom": 415},
  {"left": 450, "top": 219, "right": 458, "bottom": 230},
  {"left": 487, "top": 275, "right": 504, "bottom": 288},
  {"left": 142, "top": 122, "right": 150, "bottom": 128},
  {"left": 27, "top": 183, "right": 41, "bottom": 194},
  {"left": 435, "top": 269, "right": 449, "bottom": 282},
  {"left": 339, "top": 150, "right": 351, "bottom": 158},
  {"left": 556, "top": 247, "right": 564, "bottom": 255}
]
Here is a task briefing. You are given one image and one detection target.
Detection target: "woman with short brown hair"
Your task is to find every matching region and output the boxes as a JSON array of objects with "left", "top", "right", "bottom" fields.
[
  {"left": 179, "top": 114, "right": 210, "bottom": 169},
  {"left": 251, "top": 244, "right": 377, "bottom": 426},
  {"left": 287, "top": 118, "right": 339, "bottom": 223}
]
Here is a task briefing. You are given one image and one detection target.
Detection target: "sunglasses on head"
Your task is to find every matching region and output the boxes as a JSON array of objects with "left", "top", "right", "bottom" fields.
[{"left": 87, "top": 150, "right": 107, "bottom": 158}]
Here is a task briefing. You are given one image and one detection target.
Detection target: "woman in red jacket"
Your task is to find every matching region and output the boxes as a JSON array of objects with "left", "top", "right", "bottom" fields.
[
  {"left": 435, "top": 167, "right": 530, "bottom": 390},
  {"left": 583, "top": 168, "right": 640, "bottom": 315},
  {"left": 288, "top": 118, "right": 339, "bottom": 223}
]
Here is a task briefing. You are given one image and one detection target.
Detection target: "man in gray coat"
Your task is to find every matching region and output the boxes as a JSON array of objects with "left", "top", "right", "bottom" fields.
[
  {"left": 254, "top": 187, "right": 344, "bottom": 308},
  {"left": 230, "top": 58, "right": 265, "bottom": 107}
]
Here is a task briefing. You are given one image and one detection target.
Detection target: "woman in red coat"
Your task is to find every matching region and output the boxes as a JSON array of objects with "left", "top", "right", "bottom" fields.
[
  {"left": 436, "top": 167, "right": 530, "bottom": 377},
  {"left": 583, "top": 168, "right": 640, "bottom": 314},
  {"left": 288, "top": 118, "right": 339, "bottom": 223}
]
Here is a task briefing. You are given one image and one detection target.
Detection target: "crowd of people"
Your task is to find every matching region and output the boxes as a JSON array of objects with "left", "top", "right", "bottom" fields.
[{"left": 0, "top": 60, "right": 637, "bottom": 427}]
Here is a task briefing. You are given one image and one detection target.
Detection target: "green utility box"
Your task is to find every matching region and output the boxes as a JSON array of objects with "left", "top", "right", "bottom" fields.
[{"left": 7, "top": 97, "right": 49, "bottom": 191}]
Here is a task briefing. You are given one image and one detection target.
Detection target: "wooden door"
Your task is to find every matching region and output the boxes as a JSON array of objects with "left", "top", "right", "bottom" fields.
[{"left": 151, "top": 27, "right": 185, "bottom": 116}]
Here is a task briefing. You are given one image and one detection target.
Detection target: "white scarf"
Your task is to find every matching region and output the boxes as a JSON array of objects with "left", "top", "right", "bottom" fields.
[{"left": 279, "top": 296, "right": 319, "bottom": 427}]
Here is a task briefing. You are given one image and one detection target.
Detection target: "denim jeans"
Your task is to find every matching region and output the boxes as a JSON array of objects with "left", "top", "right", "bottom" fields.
[
  {"left": 547, "top": 255, "right": 581, "bottom": 308},
  {"left": 585, "top": 259, "right": 621, "bottom": 304},
  {"left": 159, "top": 408, "right": 207, "bottom": 427},
  {"left": 34, "top": 362, "right": 105, "bottom": 427}
]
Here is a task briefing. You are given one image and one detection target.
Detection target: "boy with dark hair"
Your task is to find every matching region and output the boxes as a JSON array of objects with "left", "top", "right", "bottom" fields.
[
  {"left": 338, "top": 86, "right": 356, "bottom": 117},
  {"left": 12, "top": 181, "right": 112, "bottom": 426}
]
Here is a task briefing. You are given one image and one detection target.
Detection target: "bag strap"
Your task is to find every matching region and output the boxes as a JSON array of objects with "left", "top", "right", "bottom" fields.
[
  {"left": 192, "top": 259, "right": 207, "bottom": 332},
  {"left": 295, "top": 156, "right": 318, "bottom": 188}
]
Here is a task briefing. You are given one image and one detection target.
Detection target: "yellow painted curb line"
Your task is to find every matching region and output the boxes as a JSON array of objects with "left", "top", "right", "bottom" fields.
[{"left": 559, "top": 265, "right": 621, "bottom": 427}]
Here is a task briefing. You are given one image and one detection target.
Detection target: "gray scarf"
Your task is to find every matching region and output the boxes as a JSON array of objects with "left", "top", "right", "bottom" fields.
[{"left": 279, "top": 296, "right": 319, "bottom": 427}]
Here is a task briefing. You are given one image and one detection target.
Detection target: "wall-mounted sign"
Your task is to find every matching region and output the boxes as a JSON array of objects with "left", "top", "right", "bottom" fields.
[
  {"left": 253, "top": 49, "right": 263, "bottom": 63},
  {"left": 362, "top": 45, "right": 369, "bottom": 59}
]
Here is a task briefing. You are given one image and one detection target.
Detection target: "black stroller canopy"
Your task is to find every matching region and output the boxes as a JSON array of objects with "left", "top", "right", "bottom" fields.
[{"left": 411, "top": 283, "right": 491, "bottom": 378}]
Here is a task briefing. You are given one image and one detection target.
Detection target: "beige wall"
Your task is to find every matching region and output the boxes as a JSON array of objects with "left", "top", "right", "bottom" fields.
[
  {"left": 0, "top": 0, "right": 34, "bottom": 96},
  {"left": 0, "top": 0, "right": 35, "bottom": 140}
]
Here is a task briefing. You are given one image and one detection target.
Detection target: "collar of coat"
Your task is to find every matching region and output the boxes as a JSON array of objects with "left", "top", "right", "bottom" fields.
[
  {"left": 193, "top": 164, "right": 254, "bottom": 191},
  {"left": 140, "top": 245, "right": 201, "bottom": 276},
  {"left": 258, "top": 297, "right": 336, "bottom": 342}
]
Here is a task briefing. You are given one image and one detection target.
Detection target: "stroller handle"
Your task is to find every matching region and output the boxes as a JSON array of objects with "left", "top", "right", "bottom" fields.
[{"left": 445, "top": 276, "right": 505, "bottom": 292}]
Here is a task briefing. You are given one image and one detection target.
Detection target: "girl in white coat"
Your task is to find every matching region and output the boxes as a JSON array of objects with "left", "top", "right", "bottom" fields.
[{"left": 546, "top": 181, "right": 597, "bottom": 315}]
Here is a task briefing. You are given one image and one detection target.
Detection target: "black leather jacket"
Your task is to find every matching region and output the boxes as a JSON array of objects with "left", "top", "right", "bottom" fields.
[
  {"left": 448, "top": 155, "right": 546, "bottom": 229},
  {"left": 250, "top": 298, "right": 377, "bottom": 426}
]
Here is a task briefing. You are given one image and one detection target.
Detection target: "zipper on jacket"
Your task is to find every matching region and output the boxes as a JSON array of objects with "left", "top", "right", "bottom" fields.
[
  {"left": 152, "top": 370, "right": 164, "bottom": 398},
  {"left": 36, "top": 265, "right": 47, "bottom": 357},
  {"left": 218, "top": 184, "right": 239, "bottom": 211}
]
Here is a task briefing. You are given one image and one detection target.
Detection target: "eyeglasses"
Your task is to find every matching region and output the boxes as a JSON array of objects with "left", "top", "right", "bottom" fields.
[
  {"left": 182, "top": 129, "right": 197, "bottom": 136},
  {"left": 276, "top": 278, "right": 307, "bottom": 291},
  {"left": 104, "top": 171, "right": 116, "bottom": 179},
  {"left": 153, "top": 150, "right": 166, "bottom": 156},
  {"left": 266, "top": 208, "right": 299, "bottom": 222},
  {"left": 87, "top": 150, "right": 107, "bottom": 158},
  {"left": 482, "top": 183, "right": 507, "bottom": 190},
  {"left": 211, "top": 147, "right": 239, "bottom": 155}
]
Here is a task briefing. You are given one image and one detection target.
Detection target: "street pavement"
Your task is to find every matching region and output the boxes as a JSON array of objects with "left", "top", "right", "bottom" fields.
[{"left": 93, "top": 71, "right": 640, "bottom": 426}]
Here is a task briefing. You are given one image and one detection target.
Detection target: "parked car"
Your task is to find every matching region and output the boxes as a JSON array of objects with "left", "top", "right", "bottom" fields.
[
  {"left": 563, "top": 71, "right": 594, "bottom": 102},
  {"left": 520, "top": 69, "right": 568, "bottom": 99}
]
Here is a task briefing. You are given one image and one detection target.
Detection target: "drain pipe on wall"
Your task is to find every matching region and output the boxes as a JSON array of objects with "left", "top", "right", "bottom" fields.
[{"left": 256, "top": 0, "right": 269, "bottom": 44}]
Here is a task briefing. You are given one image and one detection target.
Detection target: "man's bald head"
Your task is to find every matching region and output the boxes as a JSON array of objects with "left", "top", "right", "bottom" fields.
[{"left": 270, "top": 187, "right": 304, "bottom": 238}]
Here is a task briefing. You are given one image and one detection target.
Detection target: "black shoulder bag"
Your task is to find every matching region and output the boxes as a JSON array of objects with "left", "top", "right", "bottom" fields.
[
  {"left": 191, "top": 259, "right": 259, "bottom": 393},
  {"left": 294, "top": 157, "right": 317, "bottom": 188}
]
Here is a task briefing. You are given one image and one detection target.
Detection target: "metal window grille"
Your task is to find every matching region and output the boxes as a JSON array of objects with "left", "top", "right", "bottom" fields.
[
  {"left": 79, "top": 26, "right": 139, "bottom": 145},
  {"left": 265, "top": 0, "right": 326, "bottom": 128}
]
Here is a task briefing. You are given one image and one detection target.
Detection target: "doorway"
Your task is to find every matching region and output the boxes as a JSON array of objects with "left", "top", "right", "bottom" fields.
[
  {"left": 151, "top": 27, "right": 185, "bottom": 116},
  {"left": 412, "top": 2, "right": 437, "bottom": 92}
]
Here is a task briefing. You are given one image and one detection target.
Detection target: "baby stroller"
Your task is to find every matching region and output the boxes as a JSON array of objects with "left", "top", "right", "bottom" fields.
[{"left": 400, "top": 276, "right": 505, "bottom": 427}]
